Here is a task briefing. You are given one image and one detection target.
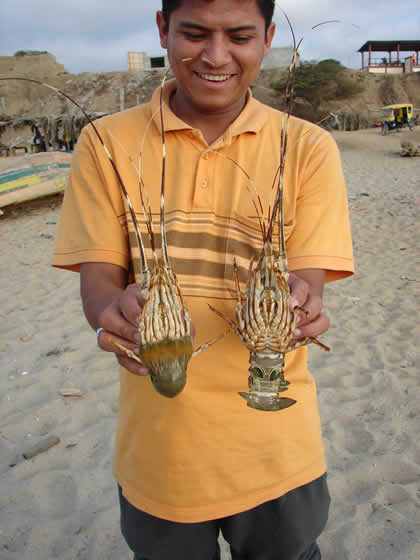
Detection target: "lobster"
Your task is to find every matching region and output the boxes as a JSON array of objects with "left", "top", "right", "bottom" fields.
[
  {"left": 0, "top": 73, "right": 222, "bottom": 398},
  {"left": 208, "top": 30, "right": 331, "bottom": 411}
]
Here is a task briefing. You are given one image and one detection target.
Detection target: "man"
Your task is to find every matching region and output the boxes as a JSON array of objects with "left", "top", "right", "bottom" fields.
[{"left": 53, "top": 1, "right": 354, "bottom": 558}]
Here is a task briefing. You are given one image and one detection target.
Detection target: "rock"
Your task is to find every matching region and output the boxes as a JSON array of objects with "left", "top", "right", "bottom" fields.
[
  {"left": 400, "top": 140, "right": 420, "bottom": 157},
  {"left": 400, "top": 130, "right": 420, "bottom": 156}
]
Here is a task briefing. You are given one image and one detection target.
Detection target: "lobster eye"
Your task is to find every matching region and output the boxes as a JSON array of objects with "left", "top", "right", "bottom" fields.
[
  {"left": 251, "top": 367, "right": 264, "bottom": 379},
  {"left": 270, "top": 370, "right": 280, "bottom": 381}
]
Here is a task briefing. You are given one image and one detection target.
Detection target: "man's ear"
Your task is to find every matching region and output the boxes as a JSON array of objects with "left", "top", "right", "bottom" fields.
[
  {"left": 264, "top": 22, "right": 276, "bottom": 56},
  {"left": 156, "top": 11, "right": 169, "bottom": 49}
]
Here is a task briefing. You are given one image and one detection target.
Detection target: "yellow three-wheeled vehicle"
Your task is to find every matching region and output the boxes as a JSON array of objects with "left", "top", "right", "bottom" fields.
[{"left": 380, "top": 103, "right": 415, "bottom": 135}]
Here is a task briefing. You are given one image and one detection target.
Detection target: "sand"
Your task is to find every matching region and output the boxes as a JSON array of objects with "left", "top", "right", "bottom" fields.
[{"left": 0, "top": 128, "right": 419, "bottom": 559}]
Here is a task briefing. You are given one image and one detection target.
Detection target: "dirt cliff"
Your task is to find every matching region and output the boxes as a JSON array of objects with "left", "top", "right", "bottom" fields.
[
  {"left": 251, "top": 67, "right": 420, "bottom": 124},
  {"left": 1, "top": 53, "right": 419, "bottom": 148}
]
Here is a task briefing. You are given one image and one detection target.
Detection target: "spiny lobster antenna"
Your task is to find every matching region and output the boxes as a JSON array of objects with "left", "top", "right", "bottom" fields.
[
  {"left": 266, "top": 16, "right": 343, "bottom": 259},
  {"left": 265, "top": 9, "right": 297, "bottom": 261},
  {"left": 204, "top": 149, "right": 266, "bottom": 238},
  {"left": 158, "top": 58, "right": 192, "bottom": 271},
  {"left": 158, "top": 72, "right": 170, "bottom": 270},
  {"left": 0, "top": 77, "right": 148, "bottom": 273}
]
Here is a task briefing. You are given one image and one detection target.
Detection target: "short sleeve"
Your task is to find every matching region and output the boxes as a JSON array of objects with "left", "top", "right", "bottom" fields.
[
  {"left": 287, "top": 131, "right": 354, "bottom": 282},
  {"left": 52, "top": 125, "right": 129, "bottom": 272}
]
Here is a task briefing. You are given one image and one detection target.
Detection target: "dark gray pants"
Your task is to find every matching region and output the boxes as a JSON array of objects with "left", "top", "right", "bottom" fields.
[{"left": 119, "top": 474, "right": 329, "bottom": 560}]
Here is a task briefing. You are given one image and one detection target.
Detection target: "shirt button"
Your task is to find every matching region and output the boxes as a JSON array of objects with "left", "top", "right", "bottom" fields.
[
  {"left": 201, "top": 179, "right": 208, "bottom": 188},
  {"left": 203, "top": 153, "right": 209, "bottom": 160}
]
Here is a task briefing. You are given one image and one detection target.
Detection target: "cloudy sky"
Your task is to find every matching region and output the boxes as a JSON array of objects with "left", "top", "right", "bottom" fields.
[{"left": 1, "top": 0, "right": 419, "bottom": 74}]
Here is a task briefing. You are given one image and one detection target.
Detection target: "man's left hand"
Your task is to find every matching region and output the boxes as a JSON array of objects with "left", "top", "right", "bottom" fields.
[{"left": 288, "top": 270, "right": 330, "bottom": 342}]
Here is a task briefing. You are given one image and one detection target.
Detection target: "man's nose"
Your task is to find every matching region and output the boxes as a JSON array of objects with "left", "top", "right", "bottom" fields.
[{"left": 201, "top": 35, "right": 232, "bottom": 67}]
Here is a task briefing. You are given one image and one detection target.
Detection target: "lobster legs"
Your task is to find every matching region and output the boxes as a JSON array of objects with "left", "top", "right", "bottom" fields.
[{"left": 210, "top": 245, "right": 329, "bottom": 411}]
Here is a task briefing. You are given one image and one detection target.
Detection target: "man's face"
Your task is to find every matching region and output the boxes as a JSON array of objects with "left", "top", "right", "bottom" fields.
[{"left": 157, "top": 0, "right": 275, "bottom": 121}]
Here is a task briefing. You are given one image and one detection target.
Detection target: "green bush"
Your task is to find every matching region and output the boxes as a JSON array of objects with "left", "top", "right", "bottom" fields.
[
  {"left": 13, "top": 50, "right": 48, "bottom": 57},
  {"left": 271, "top": 59, "right": 363, "bottom": 105}
]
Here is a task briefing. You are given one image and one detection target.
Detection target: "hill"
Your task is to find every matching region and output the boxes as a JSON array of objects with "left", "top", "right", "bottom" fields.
[
  {"left": 252, "top": 64, "right": 420, "bottom": 124},
  {"left": 0, "top": 52, "right": 419, "bottom": 148}
]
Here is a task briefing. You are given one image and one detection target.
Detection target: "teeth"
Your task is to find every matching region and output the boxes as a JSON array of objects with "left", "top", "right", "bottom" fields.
[{"left": 199, "top": 74, "right": 231, "bottom": 82}]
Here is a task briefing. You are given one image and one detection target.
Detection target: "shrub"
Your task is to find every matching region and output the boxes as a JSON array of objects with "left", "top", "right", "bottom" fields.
[
  {"left": 14, "top": 50, "right": 48, "bottom": 57},
  {"left": 271, "top": 59, "right": 363, "bottom": 106}
]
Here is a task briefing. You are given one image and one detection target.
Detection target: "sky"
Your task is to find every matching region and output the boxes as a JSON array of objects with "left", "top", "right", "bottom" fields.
[{"left": 0, "top": 0, "right": 419, "bottom": 74}]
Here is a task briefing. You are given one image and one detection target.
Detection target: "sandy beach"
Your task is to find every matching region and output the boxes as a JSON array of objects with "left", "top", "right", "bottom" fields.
[{"left": 0, "top": 128, "right": 419, "bottom": 559}]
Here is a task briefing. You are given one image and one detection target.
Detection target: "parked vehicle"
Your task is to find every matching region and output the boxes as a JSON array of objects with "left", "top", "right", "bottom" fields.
[{"left": 381, "top": 103, "right": 415, "bottom": 135}]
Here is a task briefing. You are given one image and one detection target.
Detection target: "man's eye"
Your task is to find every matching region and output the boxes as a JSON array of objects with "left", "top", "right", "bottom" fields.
[
  {"left": 184, "top": 32, "right": 205, "bottom": 41},
  {"left": 231, "top": 35, "right": 251, "bottom": 43}
]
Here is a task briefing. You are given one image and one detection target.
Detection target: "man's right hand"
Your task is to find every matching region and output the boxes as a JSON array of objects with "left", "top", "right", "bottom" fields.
[{"left": 80, "top": 262, "right": 150, "bottom": 376}]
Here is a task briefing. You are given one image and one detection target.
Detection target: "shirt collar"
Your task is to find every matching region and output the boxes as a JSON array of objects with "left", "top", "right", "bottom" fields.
[{"left": 150, "top": 79, "right": 269, "bottom": 138}]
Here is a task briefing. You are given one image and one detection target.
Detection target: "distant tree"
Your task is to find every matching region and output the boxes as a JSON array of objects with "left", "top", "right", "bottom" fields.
[
  {"left": 14, "top": 50, "right": 48, "bottom": 57},
  {"left": 271, "top": 58, "right": 362, "bottom": 105}
]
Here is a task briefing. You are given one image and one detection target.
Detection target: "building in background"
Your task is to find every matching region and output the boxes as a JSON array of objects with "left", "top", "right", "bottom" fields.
[
  {"left": 127, "top": 52, "right": 146, "bottom": 72},
  {"left": 127, "top": 51, "right": 169, "bottom": 71}
]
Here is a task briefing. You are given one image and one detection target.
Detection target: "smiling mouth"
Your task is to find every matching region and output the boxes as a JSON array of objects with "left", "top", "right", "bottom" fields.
[{"left": 196, "top": 73, "right": 233, "bottom": 82}]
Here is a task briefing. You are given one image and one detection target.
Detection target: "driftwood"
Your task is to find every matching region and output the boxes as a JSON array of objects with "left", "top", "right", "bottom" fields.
[
  {"left": 22, "top": 435, "right": 60, "bottom": 459},
  {"left": 58, "top": 388, "right": 82, "bottom": 397}
]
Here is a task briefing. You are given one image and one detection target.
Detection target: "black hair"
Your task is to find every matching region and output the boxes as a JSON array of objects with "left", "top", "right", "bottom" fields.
[{"left": 161, "top": 0, "right": 275, "bottom": 33}]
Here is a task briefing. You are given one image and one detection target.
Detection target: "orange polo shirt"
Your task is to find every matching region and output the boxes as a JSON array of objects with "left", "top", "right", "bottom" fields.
[{"left": 53, "top": 80, "right": 354, "bottom": 522}]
